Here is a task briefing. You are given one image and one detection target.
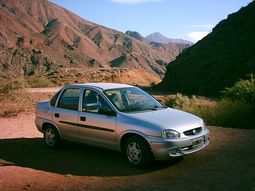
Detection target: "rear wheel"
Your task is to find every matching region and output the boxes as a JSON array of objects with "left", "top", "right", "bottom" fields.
[
  {"left": 124, "top": 136, "right": 153, "bottom": 168},
  {"left": 43, "top": 126, "right": 61, "bottom": 148}
]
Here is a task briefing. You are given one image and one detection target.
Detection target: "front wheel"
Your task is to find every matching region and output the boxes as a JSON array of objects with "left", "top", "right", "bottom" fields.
[
  {"left": 124, "top": 136, "right": 153, "bottom": 168},
  {"left": 43, "top": 126, "right": 61, "bottom": 148}
]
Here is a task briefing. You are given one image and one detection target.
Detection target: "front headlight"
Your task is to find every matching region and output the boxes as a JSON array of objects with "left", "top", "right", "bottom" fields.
[
  {"left": 202, "top": 121, "right": 207, "bottom": 130},
  {"left": 162, "top": 129, "right": 180, "bottom": 139}
]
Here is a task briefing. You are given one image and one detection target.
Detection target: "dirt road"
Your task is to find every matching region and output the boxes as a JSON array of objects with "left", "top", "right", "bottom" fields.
[
  {"left": 0, "top": 114, "right": 255, "bottom": 191},
  {"left": 25, "top": 88, "right": 61, "bottom": 93}
]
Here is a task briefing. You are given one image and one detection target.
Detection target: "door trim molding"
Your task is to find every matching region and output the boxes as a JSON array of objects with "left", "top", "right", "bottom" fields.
[{"left": 59, "top": 121, "right": 115, "bottom": 132}]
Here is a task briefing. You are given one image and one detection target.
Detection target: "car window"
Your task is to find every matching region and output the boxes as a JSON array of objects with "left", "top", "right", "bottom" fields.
[
  {"left": 57, "top": 88, "right": 80, "bottom": 111},
  {"left": 50, "top": 90, "right": 61, "bottom": 106},
  {"left": 82, "top": 89, "right": 111, "bottom": 114},
  {"left": 104, "top": 87, "right": 163, "bottom": 112}
]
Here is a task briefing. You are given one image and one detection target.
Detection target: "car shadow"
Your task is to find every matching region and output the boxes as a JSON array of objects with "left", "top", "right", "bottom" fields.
[{"left": 0, "top": 138, "right": 183, "bottom": 176}]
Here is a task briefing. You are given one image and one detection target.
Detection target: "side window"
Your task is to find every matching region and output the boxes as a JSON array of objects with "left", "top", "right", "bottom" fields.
[
  {"left": 82, "top": 90, "right": 111, "bottom": 114},
  {"left": 57, "top": 88, "right": 80, "bottom": 111},
  {"left": 50, "top": 90, "right": 61, "bottom": 106}
]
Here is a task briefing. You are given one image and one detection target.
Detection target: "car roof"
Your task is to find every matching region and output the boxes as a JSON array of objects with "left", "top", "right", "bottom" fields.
[{"left": 65, "top": 83, "right": 134, "bottom": 90}]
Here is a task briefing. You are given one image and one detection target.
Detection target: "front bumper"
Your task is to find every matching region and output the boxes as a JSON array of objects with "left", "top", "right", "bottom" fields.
[{"left": 147, "top": 128, "right": 209, "bottom": 160}]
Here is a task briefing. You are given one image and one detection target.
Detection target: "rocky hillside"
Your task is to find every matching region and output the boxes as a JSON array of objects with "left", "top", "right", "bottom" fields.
[
  {"left": 0, "top": 0, "right": 180, "bottom": 86},
  {"left": 158, "top": 1, "right": 255, "bottom": 95},
  {"left": 150, "top": 42, "right": 190, "bottom": 59}
]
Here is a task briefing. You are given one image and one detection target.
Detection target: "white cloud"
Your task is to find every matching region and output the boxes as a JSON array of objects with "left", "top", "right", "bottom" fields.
[
  {"left": 190, "top": 24, "right": 214, "bottom": 29},
  {"left": 187, "top": 32, "right": 209, "bottom": 42},
  {"left": 111, "top": 0, "right": 162, "bottom": 4}
]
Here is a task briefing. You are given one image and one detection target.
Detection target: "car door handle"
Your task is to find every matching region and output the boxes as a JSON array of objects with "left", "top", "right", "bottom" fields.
[
  {"left": 80, "top": 116, "right": 86, "bottom": 121},
  {"left": 54, "top": 113, "right": 59, "bottom": 118}
]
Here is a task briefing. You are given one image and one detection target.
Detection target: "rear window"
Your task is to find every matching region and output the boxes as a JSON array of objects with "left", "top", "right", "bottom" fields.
[
  {"left": 57, "top": 88, "right": 80, "bottom": 111},
  {"left": 50, "top": 90, "right": 61, "bottom": 106}
]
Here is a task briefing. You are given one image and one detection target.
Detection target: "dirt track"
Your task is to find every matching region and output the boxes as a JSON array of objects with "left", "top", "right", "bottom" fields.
[{"left": 0, "top": 114, "right": 255, "bottom": 191}]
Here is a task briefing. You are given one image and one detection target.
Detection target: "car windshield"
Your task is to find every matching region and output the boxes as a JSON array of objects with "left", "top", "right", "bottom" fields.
[{"left": 104, "top": 87, "right": 165, "bottom": 112}]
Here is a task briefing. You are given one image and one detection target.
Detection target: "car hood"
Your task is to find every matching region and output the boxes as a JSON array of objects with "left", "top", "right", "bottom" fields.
[{"left": 122, "top": 108, "right": 203, "bottom": 133}]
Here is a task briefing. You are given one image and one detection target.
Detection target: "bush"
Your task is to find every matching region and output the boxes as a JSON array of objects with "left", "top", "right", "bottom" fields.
[
  {"left": 27, "top": 75, "right": 53, "bottom": 88},
  {"left": 165, "top": 94, "right": 255, "bottom": 129},
  {"left": 165, "top": 93, "right": 192, "bottom": 110},
  {"left": 192, "top": 99, "right": 254, "bottom": 129},
  {"left": 221, "top": 74, "right": 255, "bottom": 104},
  {"left": 0, "top": 78, "right": 25, "bottom": 94},
  {"left": 0, "top": 77, "right": 53, "bottom": 117},
  {"left": 0, "top": 89, "right": 54, "bottom": 117}
]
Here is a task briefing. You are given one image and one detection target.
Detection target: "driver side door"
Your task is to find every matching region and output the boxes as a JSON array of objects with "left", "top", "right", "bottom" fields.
[{"left": 78, "top": 89, "right": 117, "bottom": 149}]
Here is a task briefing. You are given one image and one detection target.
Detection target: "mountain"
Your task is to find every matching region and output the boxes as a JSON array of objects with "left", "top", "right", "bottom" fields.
[
  {"left": 158, "top": 1, "right": 255, "bottom": 95},
  {"left": 146, "top": 32, "right": 193, "bottom": 45},
  {"left": 0, "top": 0, "right": 177, "bottom": 86},
  {"left": 125, "top": 30, "right": 148, "bottom": 43},
  {"left": 125, "top": 30, "right": 190, "bottom": 67}
]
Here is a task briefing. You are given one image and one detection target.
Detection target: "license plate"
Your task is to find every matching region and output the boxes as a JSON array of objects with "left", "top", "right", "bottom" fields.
[{"left": 192, "top": 136, "right": 205, "bottom": 147}]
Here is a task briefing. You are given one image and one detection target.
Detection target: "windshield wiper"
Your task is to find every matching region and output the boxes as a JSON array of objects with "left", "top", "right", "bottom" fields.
[
  {"left": 122, "top": 105, "right": 167, "bottom": 112},
  {"left": 147, "top": 107, "right": 158, "bottom": 111},
  {"left": 147, "top": 105, "right": 167, "bottom": 110}
]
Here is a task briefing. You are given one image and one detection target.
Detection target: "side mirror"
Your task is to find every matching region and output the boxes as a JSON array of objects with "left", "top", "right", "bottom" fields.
[
  {"left": 98, "top": 108, "right": 117, "bottom": 116},
  {"left": 84, "top": 102, "right": 101, "bottom": 110}
]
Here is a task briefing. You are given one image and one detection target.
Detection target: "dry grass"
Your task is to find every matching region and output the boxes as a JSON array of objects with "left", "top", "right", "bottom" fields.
[
  {"left": 163, "top": 94, "right": 255, "bottom": 129},
  {"left": 2, "top": 90, "right": 254, "bottom": 129},
  {"left": 0, "top": 90, "right": 54, "bottom": 117},
  {"left": 26, "top": 75, "right": 54, "bottom": 88}
]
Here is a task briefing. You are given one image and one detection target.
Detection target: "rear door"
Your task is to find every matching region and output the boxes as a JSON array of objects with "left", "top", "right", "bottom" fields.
[
  {"left": 53, "top": 88, "right": 81, "bottom": 140},
  {"left": 78, "top": 89, "right": 117, "bottom": 149}
]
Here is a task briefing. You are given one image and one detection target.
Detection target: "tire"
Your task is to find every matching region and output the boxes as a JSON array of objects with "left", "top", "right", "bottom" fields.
[
  {"left": 124, "top": 136, "right": 153, "bottom": 168},
  {"left": 43, "top": 126, "right": 61, "bottom": 148}
]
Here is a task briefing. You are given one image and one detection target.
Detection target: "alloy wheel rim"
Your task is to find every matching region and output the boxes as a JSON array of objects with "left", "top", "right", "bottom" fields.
[
  {"left": 45, "top": 129, "right": 55, "bottom": 146},
  {"left": 127, "top": 142, "right": 142, "bottom": 165}
]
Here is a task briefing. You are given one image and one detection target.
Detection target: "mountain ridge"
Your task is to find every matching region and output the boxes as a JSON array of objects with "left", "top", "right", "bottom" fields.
[
  {"left": 146, "top": 32, "right": 193, "bottom": 45},
  {"left": 0, "top": 0, "right": 185, "bottom": 86}
]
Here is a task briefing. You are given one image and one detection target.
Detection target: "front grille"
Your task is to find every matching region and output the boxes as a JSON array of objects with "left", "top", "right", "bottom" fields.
[{"left": 184, "top": 127, "right": 202, "bottom": 136}]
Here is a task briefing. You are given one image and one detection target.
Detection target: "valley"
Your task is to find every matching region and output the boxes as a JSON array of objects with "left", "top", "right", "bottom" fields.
[{"left": 0, "top": 1, "right": 255, "bottom": 190}]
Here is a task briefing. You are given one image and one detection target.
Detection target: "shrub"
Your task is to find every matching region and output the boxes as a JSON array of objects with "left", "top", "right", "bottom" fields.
[
  {"left": 192, "top": 99, "right": 255, "bottom": 129},
  {"left": 27, "top": 75, "right": 53, "bottom": 88},
  {"left": 0, "top": 89, "right": 54, "bottom": 117},
  {"left": 221, "top": 74, "right": 255, "bottom": 104},
  {"left": 215, "top": 100, "right": 252, "bottom": 128},
  {"left": 16, "top": 36, "right": 24, "bottom": 46},
  {"left": 165, "top": 94, "right": 255, "bottom": 129},
  {"left": 0, "top": 78, "right": 25, "bottom": 94},
  {"left": 165, "top": 93, "right": 192, "bottom": 110}
]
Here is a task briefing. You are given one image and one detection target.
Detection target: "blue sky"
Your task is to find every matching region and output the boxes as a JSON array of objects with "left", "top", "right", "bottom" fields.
[{"left": 50, "top": 0, "right": 252, "bottom": 42}]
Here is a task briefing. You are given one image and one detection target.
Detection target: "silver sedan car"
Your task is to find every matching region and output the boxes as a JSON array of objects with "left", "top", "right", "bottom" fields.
[{"left": 35, "top": 83, "right": 209, "bottom": 167}]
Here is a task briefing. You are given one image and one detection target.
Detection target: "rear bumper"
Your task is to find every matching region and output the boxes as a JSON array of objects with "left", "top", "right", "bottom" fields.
[
  {"left": 35, "top": 117, "right": 44, "bottom": 133},
  {"left": 147, "top": 128, "right": 209, "bottom": 160}
]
